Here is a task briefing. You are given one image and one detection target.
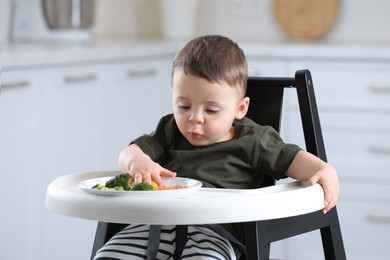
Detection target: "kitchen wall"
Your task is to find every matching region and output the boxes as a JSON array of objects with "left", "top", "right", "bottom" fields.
[
  {"left": 91, "top": 0, "right": 390, "bottom": 44},
  {"left": 1, "top": 0, "right": 390, "bottom": 45}
]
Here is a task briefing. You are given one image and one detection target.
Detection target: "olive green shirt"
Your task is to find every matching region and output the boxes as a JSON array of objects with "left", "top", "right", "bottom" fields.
[
  {"left": 133, "top": 114, "right": 302, "bottom": 189},
  {"left": 132, "top": 114, "right": 302, "bottom": 258}
]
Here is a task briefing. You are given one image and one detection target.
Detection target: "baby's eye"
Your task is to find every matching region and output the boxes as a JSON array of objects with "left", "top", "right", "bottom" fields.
[
  {"left": 206, "top": 108, "right": 219, "bottom": 114},
  {"left": 178, "top": 103, "right": 190, "bottom": 110}
]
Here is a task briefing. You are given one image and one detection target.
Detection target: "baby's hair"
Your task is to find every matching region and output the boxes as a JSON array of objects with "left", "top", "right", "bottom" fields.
[{"left": 172, "top": 35, "right": 248, "bottom": 97}]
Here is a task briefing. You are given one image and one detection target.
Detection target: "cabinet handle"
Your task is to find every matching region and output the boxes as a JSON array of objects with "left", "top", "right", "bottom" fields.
[
  {"left": 367, "top": 214, "right": 390, "bottom": 223},
  {"left": 127, "top": 69, "right": 157, "bottom": 78},
  {"left": 368, "top": 85, "right": 390, "bottom": 93},
  {"left": 1, "top": 80, "right": 30, "bottom": 88},
  {"left": 368, "top": 146, "right": 390, "bottom": 154},
  {"left": 64, "top": 74, "right": 96, "bottom": 84}
]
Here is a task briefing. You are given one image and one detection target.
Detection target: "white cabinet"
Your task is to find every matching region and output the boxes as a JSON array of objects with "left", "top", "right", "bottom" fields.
[
  {"left": 42, "top": 64, "right": 103, "bottom": 178},
  {"left": 40, "top": 58, "right": 172, "bottom": 260},
  {"left": 338, "top": 182, "right": 390, "bottom": 260},
  {"left": 97, "top": 58, "right": 172, "bottom": 170},
  {"left": 41, "top": 64, "right": 105, "bottom": 260},
  {"left": 0, "top": 69, "right": 44, "bottom": 259},
  {"left": 283, "top": 60, "right": 390, "bottom": 259},
  {"left": 1, "top": 53, "right": 173, "bottom": 260},
  {"left": 246, "top": 51, "right": 390, "bottom": 259},
  {"left": 247, "top": 58, "right": 288, "bottom": 77}
]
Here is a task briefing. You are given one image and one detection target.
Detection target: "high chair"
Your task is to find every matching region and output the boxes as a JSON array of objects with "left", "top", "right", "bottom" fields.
[{"left": 90, "top": 69, "right": 346, "bottom": 260}]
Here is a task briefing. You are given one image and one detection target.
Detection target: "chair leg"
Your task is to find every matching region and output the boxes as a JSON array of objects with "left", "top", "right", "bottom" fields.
[
  {"left": 245, "top": 221, "right": 270, "bottom": 260},
  {"left": 320, "top": 207, "right": 347, "bottom": 260},
  {"left": 90, "top": 222, "right": 110, "bottom": 260},
  {"left": 90, "top": 222, "right": 128, "bottom": 260},
  {"left": 174, "top": 225, "right": 188, "bottom": 260}
]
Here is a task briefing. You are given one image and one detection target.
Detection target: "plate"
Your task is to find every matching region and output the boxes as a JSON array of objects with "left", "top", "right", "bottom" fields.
[{"left": 79, "top": 176, "right": 202, "bottom": 199}]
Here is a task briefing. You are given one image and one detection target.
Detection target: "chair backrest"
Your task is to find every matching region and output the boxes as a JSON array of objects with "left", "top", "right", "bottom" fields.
[
  {"left": 246, "top": 69, "right": 327, "bottom": 163},
  {"left": 246, "top": 77, "right": 285, "bottom": 132},
  {"left": 246, "top": 69, "right": 327, "bottom": 188},
  {"left": 244, "top": 70, "right": 345, "bottom": 260}
]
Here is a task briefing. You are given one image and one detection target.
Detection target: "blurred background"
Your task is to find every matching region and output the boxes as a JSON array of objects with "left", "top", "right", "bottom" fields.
[{"left": 1, "top": 0, "right": 389, "bottom": 259}]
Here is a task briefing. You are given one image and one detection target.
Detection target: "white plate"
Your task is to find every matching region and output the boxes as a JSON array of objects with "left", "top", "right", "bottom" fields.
[{"left": 79, "top": 176, "right": 202, "bottom": 199}]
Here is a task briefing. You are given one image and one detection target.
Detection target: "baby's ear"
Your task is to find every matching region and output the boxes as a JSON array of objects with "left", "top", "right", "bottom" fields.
[{"left": 235, "top": 97, "right": 250, "bottom": 119}]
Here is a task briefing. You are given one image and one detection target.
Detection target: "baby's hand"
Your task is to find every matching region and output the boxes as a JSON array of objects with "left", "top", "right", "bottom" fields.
[
  {"left": 307, "top": 164, "right": 339, "bottom": 214},
  {"left": 131, "top": 163, "right": 176, "bottom": 186},
  {"left": 118, "top": 144, "right": 176, "bottom": 186}
]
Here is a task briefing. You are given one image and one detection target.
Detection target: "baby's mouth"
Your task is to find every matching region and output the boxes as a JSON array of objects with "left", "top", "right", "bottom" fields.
[{"left": 189, "top": 131, "right": 202, "bottom": 139}]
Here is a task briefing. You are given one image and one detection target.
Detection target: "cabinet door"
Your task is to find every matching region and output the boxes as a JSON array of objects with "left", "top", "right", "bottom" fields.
[
  {"left": 97, "top": 58, "right": 172, "bottom": 169},
  {"left": 42, "top": 64, "right": 104, "bottom": 176},
  {"left": 41, "top": 64, "right": 102, "bottom": 260},
  {"left": 284, "top": 60, "right": 390, "bottom": 260},
  {"left": 337, "top": 182, "right": 390, "bottom": 260},
  {"left": 0, "top": 69, "right": 44, "bottom": 259},
  {"left": 247, "top": 58, "right": 288, "bottom": 77},
  {"left": 288, "top": 61, "right": 390, "bottom": 110},
  {"left": 286, "top": 60, "right": 390, "bottom": 182}
]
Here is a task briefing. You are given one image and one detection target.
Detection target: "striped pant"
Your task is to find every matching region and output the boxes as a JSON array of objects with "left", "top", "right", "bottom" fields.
[{"left": 93, "top": 224, "right": 236, "bottom": 260}]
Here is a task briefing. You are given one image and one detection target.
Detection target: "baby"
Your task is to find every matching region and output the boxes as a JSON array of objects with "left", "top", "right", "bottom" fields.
[{"left": 94, "top": 35, "right": 339, "bottom": 260}]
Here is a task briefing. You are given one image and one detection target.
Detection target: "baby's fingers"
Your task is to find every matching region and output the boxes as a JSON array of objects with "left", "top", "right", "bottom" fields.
[
  {"left": 160, "top": 168, "right": 176, "bottom": 178},
  {"left": 133, "top": 173, "right": 143, "bottom": 184},
  {"left": 306, "top": 174, "right": 337, "bottom": 214},
  {"left": 323, "top": 191, "right": 337, "bottom": 214},
  {"left": 153, "top": 168, "right": 176, "bottom": 186},
  {"left": 130, "top": 172, "right": 152, "bottom": 185}
]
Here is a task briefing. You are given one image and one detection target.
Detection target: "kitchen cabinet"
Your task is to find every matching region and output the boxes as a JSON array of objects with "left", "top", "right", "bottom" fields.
[
  {"left": 247, "top": 58, "right": 288, "bottom": 77},
  {"left": 0, "top": 68, "right": 44, "bottom": 259},
  {"left": 40, "top": 58, "right": 172, "bottom": 260},
  {"left": 42, "top": 64, "right": 103, "bottom": 177},
  {"left": 281, "top": 60, "right": 390, "bottom": 259},
  {"left": 244, "top": 45, "right": 390, "bottom": 259},
  {"left": 97, "top": 58, "right": 172, "bottom": 170},
  {"left": 1, "top": 47, "right": 173, "bottom": 260},
  {"left": 41, "top": 63, "right": 105, "bottom": 260}
]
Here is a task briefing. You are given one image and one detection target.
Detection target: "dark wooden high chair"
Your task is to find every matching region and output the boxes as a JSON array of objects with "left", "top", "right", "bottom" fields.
[{"left": 90, "top": 69, "right": 346, "bottom": 260}]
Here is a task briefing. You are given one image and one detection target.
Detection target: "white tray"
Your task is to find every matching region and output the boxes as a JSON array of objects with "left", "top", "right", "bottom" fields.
[{"left": 46, "top": 170, "right": 324, "bottom": 225}]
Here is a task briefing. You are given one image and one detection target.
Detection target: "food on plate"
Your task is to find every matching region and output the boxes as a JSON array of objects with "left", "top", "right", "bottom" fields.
[
  {"left": 91, "top": 173, "right": 187, "bottom": 191},
  {"left": 132, "top": 182, "right": 156, "bottom": 191},
  {"left": 158, "top": 184, "right": 187, "bottom": 190},
  {"left": 93, "top": 183, "right": 125, "bottom": 191},
  {"left": 105, "top": 173, "right": 132, "bottom": 190}
]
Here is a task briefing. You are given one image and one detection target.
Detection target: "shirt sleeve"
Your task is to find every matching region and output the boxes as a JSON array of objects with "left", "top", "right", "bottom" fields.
[
  {"left": 131, "top": 134, "right": 164, "bottom": 162},
  {"left": 255, "top": 126, "right": 302, "bottom": 180},
  {"left": 131, "top": 114, "right": 176, "bottom": 162}
]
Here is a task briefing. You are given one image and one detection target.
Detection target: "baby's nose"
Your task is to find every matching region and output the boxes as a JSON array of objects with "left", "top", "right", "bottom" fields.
[{"left": 189, "top": 110, "right": 204, "bottom": 124}]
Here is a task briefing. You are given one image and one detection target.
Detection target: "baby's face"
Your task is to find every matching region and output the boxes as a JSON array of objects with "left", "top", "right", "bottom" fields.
[{"left": 172, "top": 69, "right": 246, "bottom": 146}]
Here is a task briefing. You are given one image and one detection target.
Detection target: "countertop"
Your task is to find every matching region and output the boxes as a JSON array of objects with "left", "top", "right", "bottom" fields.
[
  {"left": 2, "top": 38, "right": 390, "bottom": 69},
  {"left": 1, "top": 39, "right": 180, "bottom": 69}
]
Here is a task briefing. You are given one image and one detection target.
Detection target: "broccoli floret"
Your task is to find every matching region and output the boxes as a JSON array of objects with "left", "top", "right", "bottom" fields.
[
  {"left": 132, "top": 182, "right": 156, "bottom": 191},
  {"left": 92, "top": 183, "right": 106, "bottom": 190},
  {"left": 105, "top": 173, "right": 132, "bottom": 191}
]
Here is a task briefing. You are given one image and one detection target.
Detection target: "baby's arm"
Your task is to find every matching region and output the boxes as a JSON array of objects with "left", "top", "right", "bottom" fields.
[
  {"left": 118, "top": 144, "right": 176, "bottom": 186},
  {"left": 286, "top": 150, "right": 339, "bottom": 214}
]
